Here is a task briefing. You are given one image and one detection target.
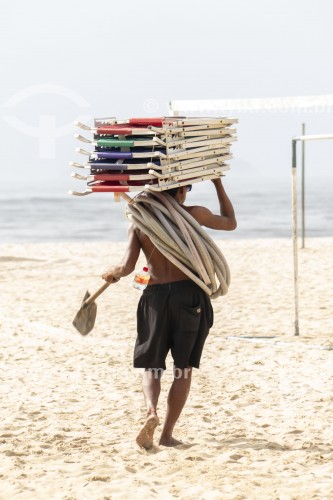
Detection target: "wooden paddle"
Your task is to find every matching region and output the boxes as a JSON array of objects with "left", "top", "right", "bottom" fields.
[{"left": 72, "top": 282, "right": 111, "bottom": 336}]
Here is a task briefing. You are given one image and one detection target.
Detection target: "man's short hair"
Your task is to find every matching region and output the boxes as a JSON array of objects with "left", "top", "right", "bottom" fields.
[{"left": 164, "top": 187, "right": 179, "bottom": 198}]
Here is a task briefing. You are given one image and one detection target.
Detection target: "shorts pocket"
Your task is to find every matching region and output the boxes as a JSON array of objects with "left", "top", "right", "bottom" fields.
[{"left": 179, "top": 303, "right": 202, "bottom": 333}]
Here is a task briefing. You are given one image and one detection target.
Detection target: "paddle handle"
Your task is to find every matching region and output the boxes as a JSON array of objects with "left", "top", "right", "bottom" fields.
[{"left": 84, "top": 282, "right": 111, "bottom": 306}]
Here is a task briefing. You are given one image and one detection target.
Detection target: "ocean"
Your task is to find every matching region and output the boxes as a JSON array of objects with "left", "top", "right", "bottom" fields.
[{"left": 1, "top": 178, "right": 332, "bottom": 242}]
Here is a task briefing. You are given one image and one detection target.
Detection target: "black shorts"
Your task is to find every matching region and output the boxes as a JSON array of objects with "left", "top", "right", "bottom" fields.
[{"left": 134, "top": 280, "right": 214, "bottom": 370}]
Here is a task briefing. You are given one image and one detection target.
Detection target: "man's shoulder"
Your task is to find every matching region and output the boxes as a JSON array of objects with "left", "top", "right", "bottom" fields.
[
  {"left": 183, "top": 204, "right": 210, "bottom": 219},
  {"left": 182, "top": 204, "right": 219, "bottom": 228}
]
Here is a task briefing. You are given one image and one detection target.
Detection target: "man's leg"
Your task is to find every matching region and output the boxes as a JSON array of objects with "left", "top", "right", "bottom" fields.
[
  {"left": 142, "top": 368, "right": 163, "bottom": 414},
  {"left": 136, "top": 369, "right": 163, "bottom": 450},
  {"left": 159, "top": 367, "right": 192, "bottom": 447}
]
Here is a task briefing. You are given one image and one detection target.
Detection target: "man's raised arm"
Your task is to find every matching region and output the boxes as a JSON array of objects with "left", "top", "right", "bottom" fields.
[{"left": 189, "top": 178, "right": 237, "bottom": 231}]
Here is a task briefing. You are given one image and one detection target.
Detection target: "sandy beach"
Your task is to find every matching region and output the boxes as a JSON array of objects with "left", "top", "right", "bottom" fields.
[{"left": 1, "top": 237, "right": 333, "bottom": 499}]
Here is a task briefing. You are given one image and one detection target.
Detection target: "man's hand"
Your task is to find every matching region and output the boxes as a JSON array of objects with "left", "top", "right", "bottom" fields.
[
  {"left": 101, "top": 267, "right": 120, "bottom": 284},
  {"left": 211, "top": 177, "right": 222, "bottom": 186}
]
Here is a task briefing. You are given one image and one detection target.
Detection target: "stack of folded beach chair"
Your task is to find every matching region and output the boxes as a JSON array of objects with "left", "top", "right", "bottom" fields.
[{"left": 69, "top": 116, "right": 237, "bottom": 196}]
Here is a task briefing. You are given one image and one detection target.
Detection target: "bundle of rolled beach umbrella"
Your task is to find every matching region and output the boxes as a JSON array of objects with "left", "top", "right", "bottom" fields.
[{"left": 69, "top": 116, "right": 237, "bottom": 195}]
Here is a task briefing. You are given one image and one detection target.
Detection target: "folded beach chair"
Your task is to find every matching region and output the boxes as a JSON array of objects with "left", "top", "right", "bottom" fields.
[
  {"left": 71, "top": 171, "right": 157, "bottom": 183},
  {"left": 75, "top": 133, "right": 234, "bottom": 151},
  {"left": 76, "top": 121, "right": 158, "bottom": 136},
  {"left": 75, "top": 134, "right": 166, "bottom": 148},
  {"left": 70, "top": 160, "right": 163, "bottom": 171},
  {"left": 70, "top": 151, "right": 231, "bottom": 170},
  {"left": 76, "top": 142, "right": 233, "bottom": 162},
  {"left": 72, "top": 163, "right": 229, "bottom": 185},
  {"left": 76, "top": 120, "right": 237, "bottom": 139},
  {"left": 69, "top": 155, "right": 231, "bottom": 179},
  {"left": 93, "top": 116, "right": 237, "bottom": 127},
  {"left": 70, "top": 171, "right": 229, "bottom": 196}
]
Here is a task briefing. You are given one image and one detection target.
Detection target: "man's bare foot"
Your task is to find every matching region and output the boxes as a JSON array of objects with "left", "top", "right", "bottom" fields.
[
  {"left": 136, "top": 413, "right": 159, "bottom": 450},
  {"left": 158, "top": 436, "right": 183, "bottom": 447}
]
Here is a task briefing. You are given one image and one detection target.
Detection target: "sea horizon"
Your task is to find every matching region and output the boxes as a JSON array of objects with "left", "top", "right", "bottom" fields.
[{"left": 1, "top": 176, "right": 332, "bottom": 243}]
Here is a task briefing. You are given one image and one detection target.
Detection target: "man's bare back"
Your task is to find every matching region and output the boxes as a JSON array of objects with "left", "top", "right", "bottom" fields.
[{"left": 136, "top": 223, "right": 190, "bottom": 285}]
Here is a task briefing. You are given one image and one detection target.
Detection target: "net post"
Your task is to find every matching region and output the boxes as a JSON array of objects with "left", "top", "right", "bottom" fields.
[
  {"left": 301, "top": 123, "right": 306, "bottom": 249},
  {"left": 292, "top": 138, "right": 300, "bottom": 336}
]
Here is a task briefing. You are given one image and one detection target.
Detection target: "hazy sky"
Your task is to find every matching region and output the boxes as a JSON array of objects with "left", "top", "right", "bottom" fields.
[{"left": 1, "top": 0, "right": 333, "bottom": 195}]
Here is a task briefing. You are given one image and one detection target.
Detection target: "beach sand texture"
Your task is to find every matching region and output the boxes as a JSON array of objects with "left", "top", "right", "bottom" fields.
[{"left": 1, "top": 238, "right": 333, "bottom": 499}]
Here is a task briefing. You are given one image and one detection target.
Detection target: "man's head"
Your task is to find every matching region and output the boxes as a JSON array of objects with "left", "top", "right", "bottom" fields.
[{"left": 164, "top": 185, "right": 192, "bottom": 204}]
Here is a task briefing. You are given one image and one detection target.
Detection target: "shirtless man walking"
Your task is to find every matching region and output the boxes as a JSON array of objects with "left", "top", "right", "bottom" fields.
[{"left": 102, "top": 178, "right": 236, "bottom": 449}]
